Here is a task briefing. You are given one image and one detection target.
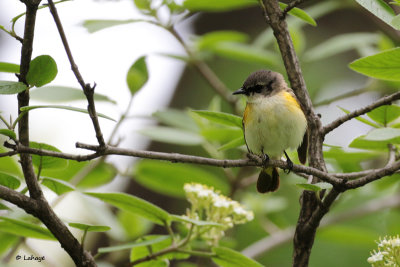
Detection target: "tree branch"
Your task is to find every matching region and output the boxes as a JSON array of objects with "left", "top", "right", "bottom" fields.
[
  {"left": 282, "top": 0, "right": 305, "bottom": 18},
  {"left": 47, "top": 0, "right": 106, "bottom": 148},
  {"left": 0, "top": 185, "right": 39, "bottom": 214},
  {"left": 323, "top": 91, "right": 400, "bottom": 135}
]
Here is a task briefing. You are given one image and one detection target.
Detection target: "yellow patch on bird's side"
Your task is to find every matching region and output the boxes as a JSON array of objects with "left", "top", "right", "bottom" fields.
[
  {"left": 282, "top": 91, "right": 301, "bottom": 111},
  {"left": 243, "top": 103, "right": 253, "bottom": 125}
]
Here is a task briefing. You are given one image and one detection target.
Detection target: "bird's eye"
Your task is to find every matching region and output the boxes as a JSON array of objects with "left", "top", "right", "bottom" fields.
[{"left": 253, "top": 84, "right": 263, "bottom": 93}]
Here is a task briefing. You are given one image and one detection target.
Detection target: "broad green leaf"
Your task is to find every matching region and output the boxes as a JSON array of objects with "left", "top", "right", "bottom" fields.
[
  {"left": 83, "top": 19, "right": 142, "bottom": 33},
  {"left": 296, "top": 182, "right": 332, "bottom": 192},
  {"left": 349, "top": 135, "right": 390, "bottom": 150},
  {"left": 127, "top": 56, "right": 148, "bottom": 95},
  {"left": 133, "top": 260, "right": 168, "bottom": 267},
  {"left": 212, "top": 247, "right": 263, "bottom": 267},
  {"left": 133, "top": 160, "right": 230, "bottom": 198},
  {"left": 0, "top": 233, "right": 18, "bottom": 255},
  {"left": 204, "top": 42, "right": 279, "bottom": 66},
  {"left": 29, "top": 142, "right": 68, "bottom": 169},
  {"left": 338, "top": 107, "right": 379, "bottom": 128},
  {"left": 85, "top": 192, "right": 171, "bottom": 225},
  {"left": 118, "top": 210, "right": 153, "bottom": 239},
  {"left": 76, "top": 162, "right": 117, "bottom": 189},
  {"left": 363, "top": 127, "right": 400, "bottom": 142},
  {"left": 367, "top": 105, "right": 400, "bottom": 125},
  {"left": 98, "top": 235, "right": 170, "bottom": 254},
  {"left": 200, "top": 127, "right": 242, "bottom": 143},
  {"left": 26, "top": 55, "right": 58, "bottom": 87},
  {"left": 41, "top": 160, "right": 87, "bottom": 181},
  {"left": 130, "top": 235, "right": 189, "bottom": 262},
  {"left": 153, "top": 109, "right": 198, "bottom": 131},
  {"left": 0, "top": 148, "right": 21, "bottom": 176},
  {"left": 41, "top": 177, "right": 75, "bottom": 195},
  {"left": 0, "top": 129, "right": 16, "bottom": 140},
  {"left": 20, "top": 105, "right": 116, "bottom": 121},
  {"left": 319, "top": 225, "right": 379, "bottom": 247},
  {"left": 138, "top": 126, "right": 203, "bottom": 146},
  {"left": 349, "top": 48, "right": 400, "bottom": 81},
  {"left": 355, "top": 0, "right": 395, "bottom": 28},
  {"left": 0, "top": 217, "right": 55, "bottom": 240},
  {"left": 183, "top": 0, "right": 257, "bottom": 12},
  {"left": 171, "top": 215, "right": 223, "bottom": 227},
  {"left": 196, "top": 31, "right": 249, "bottom": 51},
  {"left": 0, "top": 81, "right": 27, "bottom": 94},
  {"left": 324, "top": 148, "right": 381, "bottom": 172},
  {"left": 0, "top": 62, "right": 19, "bottom": 73},
  {"left": 30, "top": 86, "right": 116, "bottom": 104},
  {"left": 0, "top": 172, "right": 20, "bottom": 190},
  {"left": 192, "top": 110, "right": 242, "bottom": 128},
  {"left": 304, "top": 33, "right": 379, "bottom": 62},
  {"left": 68, "top": 222, "right": 110, "bottom": 232},
  {"left": 218, "top": 136, "right": 245, "bottom": 151},
  {"left": 279, "top": 2, "right": 316, "bottom": 26}
]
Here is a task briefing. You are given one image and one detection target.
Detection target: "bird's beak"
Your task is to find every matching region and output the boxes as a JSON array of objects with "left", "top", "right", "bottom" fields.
[{"left": 233, "top": 87, "right": 246, "bottom": 95}]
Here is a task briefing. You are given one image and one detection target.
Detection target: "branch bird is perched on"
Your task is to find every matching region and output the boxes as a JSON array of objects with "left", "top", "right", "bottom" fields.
[{"left": 233, "top": 70, "right": 308, "bottom": 193}]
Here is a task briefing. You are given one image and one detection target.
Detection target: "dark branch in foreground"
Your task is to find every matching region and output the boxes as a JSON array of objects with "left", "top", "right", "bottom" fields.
[
  {"left": 47, "top": 0, "right": 106, "bottom": 148},
  {"left": 282, "top": 0, "right": 305, "bottom": 18}
]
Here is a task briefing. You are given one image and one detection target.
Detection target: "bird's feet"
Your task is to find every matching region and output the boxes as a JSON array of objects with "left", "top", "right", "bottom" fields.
[{"left": 284, "top": 151, "right": 293, "bottom": 174}]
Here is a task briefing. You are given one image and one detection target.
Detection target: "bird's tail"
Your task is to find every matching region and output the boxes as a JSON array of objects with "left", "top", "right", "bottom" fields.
[{"left": 257, "top": 167, "right": 280, "bottom": 193}]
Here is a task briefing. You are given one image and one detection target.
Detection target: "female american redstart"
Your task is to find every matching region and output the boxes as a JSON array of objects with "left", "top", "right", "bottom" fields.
[{"left": 233, "top": 70, "right": 308, "bottom": 193}]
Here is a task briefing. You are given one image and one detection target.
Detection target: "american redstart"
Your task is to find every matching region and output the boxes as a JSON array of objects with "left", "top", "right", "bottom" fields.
[{"left": 233, "top": 70, "right": 308, "bottom": 193}]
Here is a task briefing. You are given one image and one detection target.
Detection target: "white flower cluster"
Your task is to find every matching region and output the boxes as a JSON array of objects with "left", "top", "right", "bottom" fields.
[
  {"left": 183, "top": 183, "right": 254, "bottom": 245},
  {"left": 367, "top": 235, "right": 400, "bottom": 267}
]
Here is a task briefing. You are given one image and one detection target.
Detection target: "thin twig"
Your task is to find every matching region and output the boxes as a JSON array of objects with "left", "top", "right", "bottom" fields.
[
  {"left": 323, "top": 91, "right": 400, "bottom": 135},
  {"left": 47, "top": 0, "right": 106, "bottom": 148},
  {"left": 282, "top": 0, "right": 305, "bottom": 18}
]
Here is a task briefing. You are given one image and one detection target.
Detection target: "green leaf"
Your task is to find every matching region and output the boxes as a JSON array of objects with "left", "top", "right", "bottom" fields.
[
  {"left": 279, "top": 2, "right": 316, "bottom": 26},
  {"left": 200, "top": 127, "right": 242, "bottom": 143},
  {"left": 26, "top": 55, "right": 58, "bottom": 87},
  {"left": 349, "top": 47, "right": 400, "bottom": 81},
  {"left": 170, "top": 215, "right": 223, "bottom": 227},
  {"left": 127, "top": 56, "right": 149, "bottom": 95},
  {"left": 134, "top": 0, "right": 151, "bottom": 11},
  {"left": 41, "top": 160, "right": 87, "bottom": 182},
  {"left": 338, "top": 107, "right": 379, "bottom": 128},
  {"left": 324, "top": 148, "right": 381, "bottom": 172},
  {"left": 29, "top": 142, "right": 68, "bottom": 170},
  {"left": 319, "top": 225, "right": 379, "bottom": 248},
  {"left": 304, "top": 33, "right": 379, "bottom": 62},
  {"left": 0, "top": 217, "right": 55, "bottom": 240},
  {"left": 118, "top": 210, "right": 153, "bottom": 239},
  {"left": 367, "top": 105, "right": 400, "bottom": 125},
  {"left": 212, "top": 247, "right": 263, "bottom": 267},
  {"left": 0, "top": 81, "right": 27, "bottom": 95},
  {"left": 68, "top": 222, "right": 110, "bottom": 232},
  {"left": 363, "top": 128, "right": 400, "bottom": 142},
  {"left": 76, "top": 162, "right": 117, "bottom": 189},
  {"left": 0, "top": 172, "right": 21, "bottom": 190},
  {"left": 98, "top": 235, "right": 170, "bottom": 254},
  {"left": 138, "top": 126, "right": 203, "bottom": 146},
  {"left": 0, "top": 129, "right": 16, "bottom": 140},
  {"left": 204, "top": 42, "right": 279, "bottom": 66},
  {"left": 152, "top": 109, "right": 198, "bottom": 131},
  {"left": 349, "top": 134, "right": 390, "bottom": 150},
  {"left": 218, "top": 136, "right": 245, "bottom": 151},
  {"left": 196, "top": 31, "right": 249, "bottom": 51},
  {"left": 296, "top": 182, "right": 332, "bottom": 192},
  {"left": 0, "top": 62, "right": 19, "bottom": 73},
  {"left": 183, "top": 0, "right": 257, "bottom": 12},
  {"left": 0, "top": 148, "right": 22, "bottom": 177},
  {"left": 0, "top": 233, "right": 19, "bottom": 255},
  {"left": 20, "top": 105, "right": 116, "bottom": 121},
  {"left": 30, "top": 86, "right": 116, "bottom": 104},
  {"left": 0, "top": 202, "right": 10, "bottom": 210},
  {"left": 41, "top": 177, "right": 75, "bottom": 195},
  {"left": 133, "top": 160, "right": 230, "bottom": 198},
  {"left": 355, "top": 0, "right": 395, "bottom": 28},
  {"left": 82, "top": 19, "right": 142, "bottom": 33},
  {"left": 85, "top": 192, "right": 171, "bottom": 225},
  {"left": 130, "top": 235, "right": 189, "bottom": 262},
  {"left": 192, "top": 110, "right": 242, "bottom": 128}
]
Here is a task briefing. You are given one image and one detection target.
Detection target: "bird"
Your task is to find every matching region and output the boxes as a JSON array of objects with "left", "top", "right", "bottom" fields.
[{"left": 233, "top": 70, "right": 308, "bottom": 193}]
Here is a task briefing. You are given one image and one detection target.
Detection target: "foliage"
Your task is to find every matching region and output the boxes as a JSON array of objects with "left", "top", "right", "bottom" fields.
[{"left": 0, "top": 0, "right": 400, "bottom": 266}]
